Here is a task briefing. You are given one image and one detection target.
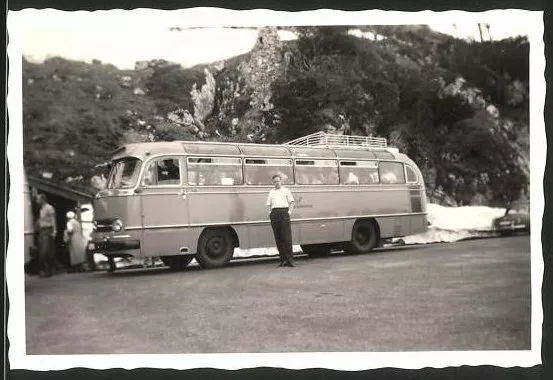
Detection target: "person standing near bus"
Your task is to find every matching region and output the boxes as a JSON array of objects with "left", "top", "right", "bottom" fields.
[
  {"left": 63, "top": 211, "right": 87, "bottom": 271},
  {"left": 36, "top": 193, "right": 57, "bottom": 277},
  {"left": 266, "top": 174, "right": 295, "bottom": 267}
]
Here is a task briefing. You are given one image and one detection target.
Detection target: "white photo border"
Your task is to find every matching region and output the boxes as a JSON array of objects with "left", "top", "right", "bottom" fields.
[{"left": 6, "top": 7, "right": 545, "bottom": 371}]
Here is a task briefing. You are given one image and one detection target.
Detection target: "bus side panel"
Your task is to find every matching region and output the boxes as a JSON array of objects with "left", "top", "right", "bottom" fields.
[
  {"left": 409, "top": 214, "right": 428, "bottom": 235},
  {"left": 376, "top": 215, "right": 413, "bottom": 238},
  {"left": 188, "top": 190, "right": 257, "bottom": 225},
  {"left": 292, "top": 187, "right": 413, "bottom": 220},
  {"left": 248, "top": 224, "right": 277, "bottom": 250},
  {"left": 298, "top": 220, "right": 345, "bottom": 245},
  {"left": 233, "top": 224, "right": 250, "bottom": 249}
]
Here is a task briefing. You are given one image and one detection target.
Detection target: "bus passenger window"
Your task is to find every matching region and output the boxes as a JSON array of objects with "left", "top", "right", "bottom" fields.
[
  {"left": 295, "top": 160, "right": 338, "bottom": 185},
  {"left": 406, "top": 165, "right": 418, "bottom": 183},
  {"left": 379, "top": 162, "right": 406, "bottom": 184},
  {"left": 345, "top": 171, "right": 360, "bottom": 184},
  {"left": 157, "top": 159, "right": 180, "bottom": 185},
  {"left": 245, "top": 158, "right": 293, "bottom": 185},
  {"left": 188, "top": 157, "right": 242, "bottom": 186}
]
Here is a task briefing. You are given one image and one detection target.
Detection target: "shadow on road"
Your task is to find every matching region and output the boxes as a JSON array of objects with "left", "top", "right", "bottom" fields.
[{"left": 103, "top": 244, "right": 424, "bottom": 278}]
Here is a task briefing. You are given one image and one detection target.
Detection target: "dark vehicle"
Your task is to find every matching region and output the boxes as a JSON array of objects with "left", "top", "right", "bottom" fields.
[{"left": 493, "top": 201, "right": 530, "bottom": 236}]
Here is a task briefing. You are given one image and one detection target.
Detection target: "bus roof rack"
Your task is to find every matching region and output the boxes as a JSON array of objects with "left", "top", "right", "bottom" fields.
[{"left": 284, "top": 132, "right": 387, "bottom": 149}]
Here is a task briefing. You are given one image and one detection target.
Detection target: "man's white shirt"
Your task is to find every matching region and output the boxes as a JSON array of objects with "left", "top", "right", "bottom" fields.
[{"left": 266, "top": 187, "right": 294, "bottom": 209}]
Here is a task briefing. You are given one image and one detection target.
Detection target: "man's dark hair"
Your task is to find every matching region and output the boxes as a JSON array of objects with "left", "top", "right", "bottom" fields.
[{"left": 272, "top": 174, "right": 281, "bottom": 180}]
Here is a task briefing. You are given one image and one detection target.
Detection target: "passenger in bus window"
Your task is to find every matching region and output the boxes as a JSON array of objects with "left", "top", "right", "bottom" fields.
[
  {"left": 311, "top": 175, "right": 323, "bottom": 185},
  {"left": 198, "top": 173, "right": 206, "bottom": 186},
  {"left": 266, "top": 174, "right": 295, "bottom": 267},
  {"left": 369, "top": 171, "right": 379, "bottom": 184},
  {"left": 345, "top": 171, "right": 360, "bottom": 185},
  {"left": 381, "top": 172, "right": 398, "bottom": 184},
  {"left": 297, "top": 172, "right": 310, "bottom": 185},
  {"left": 157, "top": 159, "right": 179, "bottom": 184}
]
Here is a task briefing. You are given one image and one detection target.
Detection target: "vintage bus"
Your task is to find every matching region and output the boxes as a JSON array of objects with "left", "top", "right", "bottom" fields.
[{"left": 87, "top": 132, "right": 428, "bottom": 271}]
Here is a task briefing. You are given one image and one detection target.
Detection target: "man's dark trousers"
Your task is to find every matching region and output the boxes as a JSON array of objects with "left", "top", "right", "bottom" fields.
[
  {"left": 38, "top": 227, "right": 56, "bottom": 276},
  {"left": 270, "top": 207, "right": 294, "bottom": 265}
]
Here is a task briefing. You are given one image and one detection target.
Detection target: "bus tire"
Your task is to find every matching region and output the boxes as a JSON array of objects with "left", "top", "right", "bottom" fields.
[
  {"left": 346, "top": 220, "right": 379, "bottom": 255},
  {"left": 301, "top": 244, "right": 331, "bottom": 257},
  {"left": 196, "top": 228, "right": 234, "bottom": 269},
  {"left": 161, "top": 255, "right": 193, "bottom": 271}
]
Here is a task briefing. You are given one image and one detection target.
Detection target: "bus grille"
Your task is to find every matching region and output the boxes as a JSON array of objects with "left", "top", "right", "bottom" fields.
[{"left": 95, "top": 219, "right": 115, "bottom": 232}]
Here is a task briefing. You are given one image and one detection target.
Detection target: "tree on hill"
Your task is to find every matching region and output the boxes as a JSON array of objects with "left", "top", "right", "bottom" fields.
[{"left": 144, "top": 63, "right": 206, "bottom": 116}]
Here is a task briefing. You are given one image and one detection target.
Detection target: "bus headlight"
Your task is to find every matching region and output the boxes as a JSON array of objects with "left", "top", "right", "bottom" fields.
[{"left": 112, "top": 219, "right": 124, "bottom": 232}]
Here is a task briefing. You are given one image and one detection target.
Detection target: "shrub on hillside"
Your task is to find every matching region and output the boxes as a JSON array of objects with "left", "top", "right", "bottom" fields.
[{"left": 153, "top": 122, "right": 197, "bottom": 142}]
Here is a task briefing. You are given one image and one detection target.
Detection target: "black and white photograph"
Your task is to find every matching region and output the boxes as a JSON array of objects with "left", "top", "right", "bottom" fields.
[{"left": 6, "top": 8, "right": 545, "bottom": 371}]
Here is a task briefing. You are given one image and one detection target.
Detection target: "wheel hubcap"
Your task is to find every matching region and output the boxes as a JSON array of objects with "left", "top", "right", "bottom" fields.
[
  {"left": 207, "top": 237, "right": 226, "bottom": 258},
  {"left": 355, "top": 226, "right": 371, "bottom": 246}
]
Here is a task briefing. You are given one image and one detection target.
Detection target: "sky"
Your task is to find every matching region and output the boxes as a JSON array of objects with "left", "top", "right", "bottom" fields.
[{"left": 16, "top": 9, "right": 533, "bottom": 70}]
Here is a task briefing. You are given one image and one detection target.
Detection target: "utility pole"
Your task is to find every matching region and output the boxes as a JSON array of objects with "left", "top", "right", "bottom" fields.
[
  {"left": 485, "top": 23, "right": 492, "bottom": 42},
  {"left": 477, "top": 23, "right": 484, "bottom": 43}
]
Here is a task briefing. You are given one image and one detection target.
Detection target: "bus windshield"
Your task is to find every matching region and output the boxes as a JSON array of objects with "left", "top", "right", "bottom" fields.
[{"left": 107, "top": 157, "right": 142, "bottom": 189}]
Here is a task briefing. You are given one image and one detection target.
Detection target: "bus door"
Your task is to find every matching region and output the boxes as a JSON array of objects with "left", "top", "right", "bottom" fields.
[{"left": 139, "top": 156, "right": 190, "bottom": 257}]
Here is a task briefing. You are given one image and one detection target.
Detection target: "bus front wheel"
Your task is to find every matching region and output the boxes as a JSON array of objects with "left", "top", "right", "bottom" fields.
[
  {"left": 161, "top": 255, "right": 193, "bottom": 271},
  {"left": 346, "top": 220, "right": 379, "bottom": 255},
  {"left": 196, "top": 228, "right": 234, "bottom": 269},
  {"left": 301, "top": 244, "right": 331, "bottom": 257}
]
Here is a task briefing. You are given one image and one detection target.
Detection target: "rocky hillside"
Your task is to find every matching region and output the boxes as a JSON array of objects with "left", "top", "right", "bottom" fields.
[{"left": 22, "top": 25, "right": 529, "bottom": 206}]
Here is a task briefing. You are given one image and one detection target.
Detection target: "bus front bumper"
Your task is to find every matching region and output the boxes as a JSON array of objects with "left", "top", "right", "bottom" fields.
[{"left": 87, "top": 234, "right": 141, "bottom": 256}]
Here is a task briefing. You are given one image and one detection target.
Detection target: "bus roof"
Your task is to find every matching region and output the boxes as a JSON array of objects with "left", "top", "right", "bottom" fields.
[{"left": 110, "top": 139, "right": 404, "bottom": 161}]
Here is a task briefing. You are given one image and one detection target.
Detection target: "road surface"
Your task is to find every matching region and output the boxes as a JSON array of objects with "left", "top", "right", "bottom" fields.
[{"left": 24, "top": 235, "right": 531, "bottom": 354}]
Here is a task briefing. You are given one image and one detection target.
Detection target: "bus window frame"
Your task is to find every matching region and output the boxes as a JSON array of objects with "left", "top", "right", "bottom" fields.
[
  {"left": 244, "top": 157, "right": 294, "bottom": 186},
  {"left": 186, "top": 156, "right": 244, "bottom": 186},
  {"left": 378, "top": 160, "right": 407, "bottom": 185},
  {"left": 405, "top": 164, "right": 419, "bottom": 184},
  {"left": 294, "top": 158, "right": 339, "bottom": 186},
  {"left": 338, "top": 160, "right": 380, "bottom": 186},
  {"left": 140, "top": 155, "right": 185, "bottom": 188}
]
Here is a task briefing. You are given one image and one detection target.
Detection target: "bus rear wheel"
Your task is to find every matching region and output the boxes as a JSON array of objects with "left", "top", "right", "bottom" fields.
[
  {"left": 196, "top": 228, "right": 234, "bottom": 269},
  {"left": 161, "top": 255, "right": 193, "bottom": 271},
  {"left": 346, "top": 220, "right": 379, "bottom": 255},
  {"left": 301, "top": 244, "right": 331, "bottom": 257}
]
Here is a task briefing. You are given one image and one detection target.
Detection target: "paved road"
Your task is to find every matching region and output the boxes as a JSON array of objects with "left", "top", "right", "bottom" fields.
[{"left": 24, "top": 236, "right": 531, "bottom": 354}]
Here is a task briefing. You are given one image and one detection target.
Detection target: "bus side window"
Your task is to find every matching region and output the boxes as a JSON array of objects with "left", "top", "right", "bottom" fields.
[
  {"left": 379, "top": 162, "right": 406, "bottom": 184},
  {"left": 295, "top": 160, "right": 338, "bottom": 185},
  {"left": 157, "top": 159, "right": 180, "bottom": 185},
  {"left": 142, "top": 162, "right": 157, "bottom": 186},
  {"left": 245, "top": 158, "right": 293, "bottom": 185},
  {"left": 406, "top": 165, "right": 418, "bottom": 183},
  {"left": 188, "top": 157, "right": 242, "bottom": 186}
]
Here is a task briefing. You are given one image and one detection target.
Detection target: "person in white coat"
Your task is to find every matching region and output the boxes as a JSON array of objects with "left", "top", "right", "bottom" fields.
[{"left": 63, "top": 211, "right": 87, "bottom": 270}]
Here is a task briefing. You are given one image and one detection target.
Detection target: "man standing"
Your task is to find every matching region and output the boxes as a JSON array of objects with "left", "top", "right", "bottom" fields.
[
  {"left": 36, "top": 193, "right": 57, "bottom": 277},
  {"left": 266, "top": 174, "right": 295, "bottom": 267}
]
